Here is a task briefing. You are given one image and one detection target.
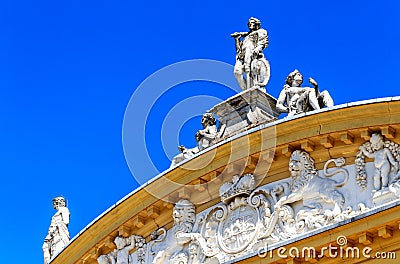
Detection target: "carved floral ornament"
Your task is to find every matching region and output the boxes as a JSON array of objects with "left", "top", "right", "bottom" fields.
[{"left": 97, "top": 139, "right": 400, "bottom": 263}]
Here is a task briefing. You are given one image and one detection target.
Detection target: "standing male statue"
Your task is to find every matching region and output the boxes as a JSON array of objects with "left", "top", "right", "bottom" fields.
[
  {"left": 231, "top": 17, "right": 270, "bottom": 91},
  {"left": 42, "top": 196, "right": 70, "bottom": 264}
]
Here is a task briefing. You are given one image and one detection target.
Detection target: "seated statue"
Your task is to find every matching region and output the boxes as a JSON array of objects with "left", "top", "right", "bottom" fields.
[
  {"left": 171, "top": 113, "right": 218, "bottom": 167},
  {"left": 276, "top": 69, "right": 333, "bottom": 117}
]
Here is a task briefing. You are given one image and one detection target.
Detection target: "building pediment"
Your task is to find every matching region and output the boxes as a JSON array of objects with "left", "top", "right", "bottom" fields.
[{"left": 51, "top": 98, "right": 400, "bottom": 264}]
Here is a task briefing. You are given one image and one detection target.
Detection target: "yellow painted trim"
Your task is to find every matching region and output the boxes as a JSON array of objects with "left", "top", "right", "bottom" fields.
[{"left": 51, "top": 98, "right": 400, "bottom": 264}]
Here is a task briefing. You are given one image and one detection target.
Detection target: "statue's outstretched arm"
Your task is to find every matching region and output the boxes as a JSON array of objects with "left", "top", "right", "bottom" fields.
[
  {"left": 384, "top": 148, "right": 398, "bottom": 167},
  {"left": 276, "top": 87, "right": 289, "bottom": 113},
  {"left": 308, "top": 77, "right": 320, "bottom": 97},
  {"left": 360, "top": 145, "right": 374, "bottom": 159},
  {"left": 230, "top": 32, "right": 247, "bottom": 53}
]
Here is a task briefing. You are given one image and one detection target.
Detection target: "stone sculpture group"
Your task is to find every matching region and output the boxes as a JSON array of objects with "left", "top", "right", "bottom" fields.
[
  {"left": 97, "top": 134, "right": 400, "bottom": 263},
  {"left": 170, "top": 17, "right": 335, "bottom": 167},
  {"left": 43, "top": 16, "right": 400, "bottom": 264}
]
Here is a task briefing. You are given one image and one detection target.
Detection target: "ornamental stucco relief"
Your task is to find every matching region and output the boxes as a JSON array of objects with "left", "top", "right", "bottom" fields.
[
  {"left": 355, "top": 133, "right": 400, "bottom": 205},
  {"left": 98, "top": 141, "right": 400, "bottom": 263},
  {"left": 148, "top": 199, "right": 197, "bottom": 264},
  {"left": 97, "top": 235, "right": 146, "bottom": 264}
]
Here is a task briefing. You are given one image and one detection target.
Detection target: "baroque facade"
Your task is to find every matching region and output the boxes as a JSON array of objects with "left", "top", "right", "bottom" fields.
[
  {"left": 50, "top": 97, "right": 400, "bottom": 264},
  {"left": 48, "top": 17, "right": 400, "bottom": 264}
]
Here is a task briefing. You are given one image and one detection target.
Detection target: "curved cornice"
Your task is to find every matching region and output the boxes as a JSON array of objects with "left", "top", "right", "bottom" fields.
[{"left": 52, "top": 97, "right": 400, "bottom": 263}]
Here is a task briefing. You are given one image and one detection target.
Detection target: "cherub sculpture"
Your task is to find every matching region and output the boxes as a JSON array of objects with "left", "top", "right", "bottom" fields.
[
  {"left": 97, "top": 253, "right": 117, "bottom": 264},
  {"left": 97, "top": 235, "right": 145, "bottom": 264},
  {"left": 276, "top": 69, "right": 333, "bottom": 116},
  {"left": 114, "top": 236, "right": 136, "bottom": 264},
  {"left": 360, "top": 133, "right": 399, "bottom": 191}
]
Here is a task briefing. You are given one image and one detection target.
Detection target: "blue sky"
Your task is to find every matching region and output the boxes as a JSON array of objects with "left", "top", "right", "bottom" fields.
[{"left": 0, "top": 0, "right": 399, "bottom": 262}]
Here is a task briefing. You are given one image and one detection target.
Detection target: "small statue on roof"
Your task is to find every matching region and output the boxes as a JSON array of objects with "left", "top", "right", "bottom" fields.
[
  {"left": 42, "top": 196, "right": 70, "bottom": 264},
  {"left": 276, "top": 69, "right": 334, "bottom": 117}
]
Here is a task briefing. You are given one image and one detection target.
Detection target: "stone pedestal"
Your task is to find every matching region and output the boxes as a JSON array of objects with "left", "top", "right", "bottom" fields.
[
  {"left": 210, "top": 87, "right": 278, "bottom": 140},
  {"left": 372, "top": 189, "right": 398, "bottom": 206}
]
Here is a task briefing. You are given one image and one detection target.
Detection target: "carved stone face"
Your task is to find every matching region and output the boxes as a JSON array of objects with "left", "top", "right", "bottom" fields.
[
  {"left": 172, "top": 200, "right": 195, "bottom": 226},
  {"left": 247, "top": 18, "right": 260, "bottom": 31},
  {"left": 292, "top": 72, "right": 303, "bottom": 86},
  {"left": 248, "top": 21, "right": 256, "bottom": 30},
  {"left": 173, "top": 204, "right": 185, "bottom": 224},
  {"left": 114, "top": 237, "right": 126, "bottom": 249},
  {"left": 370, "top": 134, "right": 384, "bottom": 150},
  {"left": 201, "top": 113, "right": 216, "bottom": 128},
  {"left": 52, "top": 200, "right": 59, "bottom": 210},
  {"left": 289, "top": 156, "right": 302, "bottom": 178},
  {"left": 52, "top": 197, "right": 66, "bottom": 210},
  {"left": 286, "top": 70, "right": 304, "bottom": 87}
]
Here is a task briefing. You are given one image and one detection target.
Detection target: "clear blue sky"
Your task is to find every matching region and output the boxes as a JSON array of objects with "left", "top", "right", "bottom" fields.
[{"left": 0, "top": 0, "right": 399, "bottom": 262}]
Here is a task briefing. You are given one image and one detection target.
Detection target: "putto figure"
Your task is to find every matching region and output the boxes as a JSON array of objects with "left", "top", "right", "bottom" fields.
[
  {"left": 42, "top": 196, "right": 70, "bottom": 264},
  {"left": 231, "top": 17, "right": 270, "bottom": 91},
  {"left": 276, "top": 69, "right": 333, "bottom": 116},
  {"left": 360, "top": 133, "right": 399, "bottom": 191}
]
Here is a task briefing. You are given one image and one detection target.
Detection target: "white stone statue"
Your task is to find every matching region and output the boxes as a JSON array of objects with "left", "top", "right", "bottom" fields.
[
  {"left": 139, "top": 167, "right": 386, "bottom": 263},
  {"left": 42, "top": 196, "right": 70, "bottom": 264},
  {"left": 359, "top": 133, "right": 399, "bottom": 191},
  {"left": 232, "top": 17, "right": 270, "bottom": 90},
  {"left": 171, "top": 113, "right": 218, "bottom": 167},
  {"left": 97, "top": 235, "right": 146, "bottom": 264},
  {"left": 150, "top": 200, "right": 196, "bottom": 264},
  {"left": 114, "top": 236, "right": 136, "bottom": 264},
  {"left": 276, "top": 69, "right": 333, "bottom": 116},
  {"left": 274, "top": 150, "right": 347, "bottom": 218},
  {"left": 97, "top": 253, "right": 116, "bottom": 264}
]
